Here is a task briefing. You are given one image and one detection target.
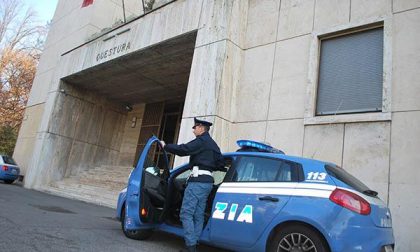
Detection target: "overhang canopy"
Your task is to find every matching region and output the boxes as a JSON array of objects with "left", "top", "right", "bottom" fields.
[{"left": 63, "top": 32, "right": 197, "bottom": 104}]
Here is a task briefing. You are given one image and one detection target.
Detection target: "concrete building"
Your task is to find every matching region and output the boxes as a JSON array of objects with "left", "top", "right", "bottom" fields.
[{"left": 13, "top": 0, "right": 420, "bottom": 250}]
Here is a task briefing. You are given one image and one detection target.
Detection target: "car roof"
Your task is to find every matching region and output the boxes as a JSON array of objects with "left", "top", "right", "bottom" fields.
[{"left": 223, "top": 151, "right": 329, "bottom": 168}]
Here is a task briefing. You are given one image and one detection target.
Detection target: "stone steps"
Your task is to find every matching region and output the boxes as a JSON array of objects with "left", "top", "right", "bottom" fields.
[
  {"left": 43, "top": 186, "right": 117, "bottom": 209},
  {"left": 80, "top": 170, "right": 132, "bottom": 182},
  {"left": 43, "top": 165, "right": 134, "bottom": 209},
  {"left": 57, "top": 177, "right": 126, "bottom": 192}
]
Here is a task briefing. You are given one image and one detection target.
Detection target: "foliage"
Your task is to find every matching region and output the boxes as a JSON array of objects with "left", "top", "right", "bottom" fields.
[
  {"left": 0, "top": 48, "right": 37, "bottom": 129},
  {"left": 0, "top": 125, "right": 17, "bottom": 156},
  {"left": 144, "top": 0, "right": 156, "bottom": 12},
  {"left": 0, "top": 0, "right": 48, "bottom": 155}
]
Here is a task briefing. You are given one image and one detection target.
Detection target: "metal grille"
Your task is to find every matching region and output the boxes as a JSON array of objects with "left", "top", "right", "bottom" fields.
[
  {"left": 316, "top": 27, "right": 384, "bottom": 115},
  {"left": 142, "top": 102, "right": 164, "bottom": 126},
  {"left": 135, "top": 102, "right": 164, "bottom": 165}
]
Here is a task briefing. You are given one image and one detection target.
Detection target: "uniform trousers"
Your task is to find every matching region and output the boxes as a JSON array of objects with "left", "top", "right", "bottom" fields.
[{"left": 180, "top": 181, "right": 213, "bottom": 247}]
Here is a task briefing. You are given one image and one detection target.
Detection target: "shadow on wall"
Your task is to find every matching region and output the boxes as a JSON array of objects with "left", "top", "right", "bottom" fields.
[{"left": 48, "top": 82, "right": 129, "bottom": 181}]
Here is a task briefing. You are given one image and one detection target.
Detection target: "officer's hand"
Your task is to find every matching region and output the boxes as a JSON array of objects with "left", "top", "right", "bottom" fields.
[{"left": 160, "top": 141, "right": 166, "bottom": 147}]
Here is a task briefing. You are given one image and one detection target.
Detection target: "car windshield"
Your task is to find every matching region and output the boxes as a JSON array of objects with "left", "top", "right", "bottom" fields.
[
  {"left": 325, "top": 165, "right": 370, "bottom": 194},
  {"left": 2, "top": 155, "right": 17, "bottom": 165}
]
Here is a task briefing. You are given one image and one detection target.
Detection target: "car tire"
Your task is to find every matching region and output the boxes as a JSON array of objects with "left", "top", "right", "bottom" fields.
[
  {"left": 268, "top": 224, "right": 329, "bottom": 252},
  {"left": 4, "top": 180, "right": 14, "bottom": 184},
  {"left": 121, "top": 205, "right": 153, "bottom": 240}
]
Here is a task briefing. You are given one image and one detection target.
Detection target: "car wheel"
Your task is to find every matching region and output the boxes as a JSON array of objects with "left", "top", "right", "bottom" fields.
[
  {"left": 121, "top": 205, "right": 153, "bottom": 240},
  {"left": 4, "top": 180, "right": 14, "bottom": 184},
  {"left": 268, "top": 225, "right": 329, "bottom": 252}
]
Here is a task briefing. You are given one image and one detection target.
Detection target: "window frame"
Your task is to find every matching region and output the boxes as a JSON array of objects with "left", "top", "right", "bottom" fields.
[
  {"left": 304, "top": 18, "right": 392, "bottom": 125},
  {"left": 223, "top": 155, "right": 304, "bottom": 183},
  {"left": 0, "top": 155, "right": 17, "bottom": 165}
]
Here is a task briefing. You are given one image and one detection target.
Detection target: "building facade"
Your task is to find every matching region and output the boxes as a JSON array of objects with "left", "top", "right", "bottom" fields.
[{"left": 14, "top": 0, "right": 420, "bottom": 250}]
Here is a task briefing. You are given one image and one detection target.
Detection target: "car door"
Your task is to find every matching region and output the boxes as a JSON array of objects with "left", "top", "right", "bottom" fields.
[
  {"left": 125, "top": 136, "right": 169, "bottom": 230},
  {"left": 209, "top": 155, "right": 301, "bottom": 248}
]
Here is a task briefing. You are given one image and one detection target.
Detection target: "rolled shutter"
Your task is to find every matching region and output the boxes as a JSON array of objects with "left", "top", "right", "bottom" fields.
[{"left": 316, "top": 27, "right": 384, "bottom": 115}]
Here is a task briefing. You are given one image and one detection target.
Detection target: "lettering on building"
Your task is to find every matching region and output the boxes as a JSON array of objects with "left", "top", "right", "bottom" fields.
[{"left": 96, "top": 42, "right": 131, "bottom": 62}]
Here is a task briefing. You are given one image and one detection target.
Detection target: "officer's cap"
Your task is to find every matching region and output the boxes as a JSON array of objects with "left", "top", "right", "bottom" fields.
[{"left": 192, "top": 117, "right": 213, "bottom": 129}]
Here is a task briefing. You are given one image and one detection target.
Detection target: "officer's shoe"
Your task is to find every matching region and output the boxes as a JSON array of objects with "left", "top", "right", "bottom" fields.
[{"left": 179, "top": 245, "right": 197, "bottom": 252}]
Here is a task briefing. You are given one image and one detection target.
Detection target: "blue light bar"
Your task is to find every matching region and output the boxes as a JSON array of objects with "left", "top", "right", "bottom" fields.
[{"left": 236, "top": 140, "right": 284, "bottom": 154}]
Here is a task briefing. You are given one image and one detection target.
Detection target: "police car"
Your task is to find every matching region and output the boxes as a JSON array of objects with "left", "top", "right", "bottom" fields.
[{"left": 116, "top": 136, "right": 394, "bottom": 252}]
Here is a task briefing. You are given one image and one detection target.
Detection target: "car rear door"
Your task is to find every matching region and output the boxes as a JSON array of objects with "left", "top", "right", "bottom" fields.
[
  {"left": 125, "top": 136, "right": 169, "bottom": 230},
  {"left": 209, "top": 155, "right": 301, "bottom": 248}
]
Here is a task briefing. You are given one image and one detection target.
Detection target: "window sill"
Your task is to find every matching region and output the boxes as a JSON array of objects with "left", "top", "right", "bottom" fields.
[{"left": 303, "top": 112, "right": 391, "bottom": 125}]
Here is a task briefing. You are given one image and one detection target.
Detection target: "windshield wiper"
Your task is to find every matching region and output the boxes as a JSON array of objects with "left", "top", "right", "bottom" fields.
[{"left": 363, "top": 190, "right": 378, "bottom": 197}]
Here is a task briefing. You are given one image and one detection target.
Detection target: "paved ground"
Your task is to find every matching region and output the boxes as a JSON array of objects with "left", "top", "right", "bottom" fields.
[{"left": 0, "top": 181, "right": 227, "bottom": 252}]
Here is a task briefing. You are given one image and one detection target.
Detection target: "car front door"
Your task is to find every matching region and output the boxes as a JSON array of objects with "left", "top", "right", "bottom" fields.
[
  {"left": 125, "top": 136, "right": 169, "bottom": 230},
  {"left": 209, "top": 155, "right": 301, "bottom": 248}
]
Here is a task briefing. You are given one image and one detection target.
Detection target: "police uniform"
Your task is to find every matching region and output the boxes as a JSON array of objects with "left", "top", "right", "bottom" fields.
[{"left": 164, "top": 118, "right": 224, "bottom": 252}]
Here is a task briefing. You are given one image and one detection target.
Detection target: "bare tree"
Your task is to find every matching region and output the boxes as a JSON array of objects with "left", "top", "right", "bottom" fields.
[{"left": 0, "top": 0, "right": 46, "bottom": 54}]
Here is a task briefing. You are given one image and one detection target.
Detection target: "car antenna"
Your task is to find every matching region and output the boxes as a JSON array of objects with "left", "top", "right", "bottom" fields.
[{"left": 311, "top": 99, "right": 343, "bottom": 159}]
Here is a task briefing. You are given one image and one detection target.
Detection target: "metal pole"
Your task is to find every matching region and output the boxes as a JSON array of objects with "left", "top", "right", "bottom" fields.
[
  {"left": 141, "top": 0, "right": 146, "bottom": 13},
  {"left": 122, "top": 0, "right": 127, "bottom": 23}
]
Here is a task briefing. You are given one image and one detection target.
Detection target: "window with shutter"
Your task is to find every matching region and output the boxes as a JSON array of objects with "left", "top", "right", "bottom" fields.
[{"left": 316, "top": 27, "right": 384, "bottom": 116}]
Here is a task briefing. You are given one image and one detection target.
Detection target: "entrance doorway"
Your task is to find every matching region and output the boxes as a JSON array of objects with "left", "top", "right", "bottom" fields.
[{"left": 135, "top": 101, "right": 183, "bottom": 168}]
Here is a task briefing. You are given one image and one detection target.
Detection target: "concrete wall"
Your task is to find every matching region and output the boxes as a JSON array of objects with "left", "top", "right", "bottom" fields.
[
  {"left": 15, "top": 0, "right": 140, "bottom": 176},
  {"left": 118, "top": 104, "right": 145, "bottom": 167},
  {"left": 15, "top": 0, "right": 420, "bottom": 251},
  {"left": 24, "top": 82, "right": 129, "bottom": 185}
]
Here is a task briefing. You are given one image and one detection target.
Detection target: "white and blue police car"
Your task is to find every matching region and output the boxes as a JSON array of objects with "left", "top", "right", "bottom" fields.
[{"left": 116, "top": 136, "right": 394, "bottom": 252}]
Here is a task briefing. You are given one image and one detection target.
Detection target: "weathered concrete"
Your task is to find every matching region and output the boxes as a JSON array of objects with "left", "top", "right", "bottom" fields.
[
  {"left": 235, "top": 43, "right": 275, "bottom": 122},
  {"left": 389, "top": 111, "right": 420, "bottom": 251},
  {"left": 245, "top": 0, "right": 280, "bottom": 49},
  {"left": 14, "top": 1, "right": 420, "bottom": 251},
  {"left": 118, "top": 104, "right": 146, "bottom": 166},
  {"left": 303, "top": 124, "right": 344, "bottom": 165},
  {"left": 314, "top": 0, "right": 350, "bottom": 31},
  {"left": 277, "top": 0, "right": 315, "bottom": 40},
  {"left": 265, "top": 119, "right": 304, "bottom": 156},
  {"left": 342, "top": 122, "right": 391, "bottom": 201},
  {"left": 351, "top": 0, "right": 392, "bottom": 21},
  {"left": 268, "top": 35, "right": 310, "bottom": 120},
  {"left": 24, "top": 87, "right": 129, "bottom": 188},
  {"left": 392, "top": 8, "right": 420, "bottom": 112},
  {"left": 393, "top": 0, "right": 420, "bottom": 13}
]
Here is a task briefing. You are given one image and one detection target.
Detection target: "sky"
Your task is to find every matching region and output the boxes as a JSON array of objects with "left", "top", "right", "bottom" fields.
[{"left": 23, "top": 0, "right": 59, "bottom": 24}]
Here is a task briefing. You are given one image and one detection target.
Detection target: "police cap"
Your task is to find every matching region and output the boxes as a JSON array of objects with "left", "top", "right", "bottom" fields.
[{"left": 192, "top": 117, "right": 213, "bottom": 129}]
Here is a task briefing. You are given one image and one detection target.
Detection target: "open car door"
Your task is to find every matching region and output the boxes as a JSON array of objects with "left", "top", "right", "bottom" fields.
[{"left": 125, "top": 136, "right": 170, "bottom": 230}]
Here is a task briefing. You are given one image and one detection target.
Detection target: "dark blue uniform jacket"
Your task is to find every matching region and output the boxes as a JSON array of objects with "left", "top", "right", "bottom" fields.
[{"left": 164, "top": 132, "right": 224, "bottom": 183}]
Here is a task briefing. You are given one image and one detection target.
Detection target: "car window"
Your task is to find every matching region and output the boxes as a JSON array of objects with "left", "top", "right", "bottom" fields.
[
  {"left": 2, "top": 155, "right": 17, "bottom": 165},
  {"left": 143, "top": 141, "right": 168, "bottom": 179},
  {"left": 227, "top": 156, "right": 298, "bottom": 182},
  {"left": 213, "top": 157, "right": 232, "bottom": 185},
  {"left": 325, "top": 165, "right": 370, "bottom": 193}
]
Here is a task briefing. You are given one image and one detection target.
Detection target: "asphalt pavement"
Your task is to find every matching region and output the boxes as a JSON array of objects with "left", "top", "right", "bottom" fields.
[{"left": 0, "top": 181, "right": 227, "bottom": 252}]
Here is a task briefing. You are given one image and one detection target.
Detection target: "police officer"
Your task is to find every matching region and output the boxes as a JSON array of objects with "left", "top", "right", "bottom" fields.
[{"left": 160, "top": 117, "right": 224, "bottom": 252}]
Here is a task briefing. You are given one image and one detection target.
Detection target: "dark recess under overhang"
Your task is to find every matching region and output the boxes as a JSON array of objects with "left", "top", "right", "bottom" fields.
[{"left": 62, "top": 31, "right": 197, "bottom": 104}]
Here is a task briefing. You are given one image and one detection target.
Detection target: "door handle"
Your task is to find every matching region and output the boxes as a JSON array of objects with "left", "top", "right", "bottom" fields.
[{"left": 258, "top": 196, "right": 279, "bottom": 202}]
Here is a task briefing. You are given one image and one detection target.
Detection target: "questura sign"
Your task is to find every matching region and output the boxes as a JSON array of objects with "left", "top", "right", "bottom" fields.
[{"left": 96, "top": 42, "right": 131, "bottom": 62}]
